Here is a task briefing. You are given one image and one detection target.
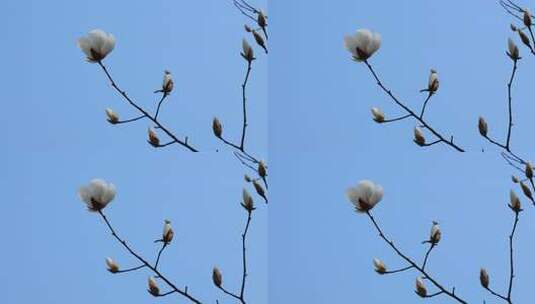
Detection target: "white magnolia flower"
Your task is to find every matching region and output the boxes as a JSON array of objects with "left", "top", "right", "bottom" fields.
[
  {"left": 344, "top": 29, "right": 381, "bottom": 61},
  {"left": 429, "top": 221, "right": 441, "bottom": 244},
  {"left": 162, "top": 70, "right": 174, "bottom": 93},
  {"left": 242, "top": 39, "right": 255, "bottom": 62},
  {"left": 106, "top": 257, "right": 119, "bottom": 273},
  {"left": 346, "top": 180, "right": 384, "bottom": 212},
  {"left": 373, "top": 258, "right": 387, "bottom": 274},
  {"left": 415, "top": 276, "right": 427, "bottom": 297},
  {"left": 78, "top": 179, "right": 116, "bottom": 212},
  {"left": 507, "top": 38, "right": 520, "bottom": 60},
  {"left": 77, "top": 29, "right": 116, "bottom": 62},
  {"left": 162, "top": 220, "right": 174, "bottom": 244},
  {"left": 480, "top": 268, "right": 490, "bottom": 288},
  {"left": 371, "top": 107, "right": 385, "bottom": 123},
  {"left": 148, "top": 276, "right": 160, "bottom": 296},
  {"left": 427, "top": 69, "right": 439, "bottom": 93}
]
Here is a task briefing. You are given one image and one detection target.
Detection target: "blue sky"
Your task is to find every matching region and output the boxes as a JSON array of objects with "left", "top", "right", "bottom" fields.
[
  {"left": 3, "top": 0, "right": 267, "bottom": 303},
  {"left": 4, "top": 0, "right": 535, "bottom": 303}
]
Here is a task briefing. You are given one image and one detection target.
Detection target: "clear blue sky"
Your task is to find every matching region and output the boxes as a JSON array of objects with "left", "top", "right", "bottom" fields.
[
  {"left": 2, "top": 0, "right": 267, "bottom": 303},
  {"left": 4, "top": 0, "right": 535, "bottom": 303}
]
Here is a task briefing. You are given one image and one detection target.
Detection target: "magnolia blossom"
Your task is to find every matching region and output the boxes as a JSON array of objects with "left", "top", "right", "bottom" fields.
[
  {"left": 77, "top": 29, "right": 116, "bottom": 62},
  {"left": 344, "top": 29, "right": 381, "bottom": 61},
  {"left": 242, "top": 189, "right": 255, "bottom": 211},
  {"left": 161, "top": 70, "right": 174, "bottom": 94},
  {"left": 212, "top": 267, "right": 223, "bottom": 287},
  {"left": 162, "top": 220, "right": 174, "bottom": 244},
  {"left": 427, "top": 69, "right": 439, "bottom": 93},
  {"left": 480, "top": 268, "right": 490, "bottom": 288},
  {"left": 242, "top": 39, "right": 255, "bottom": 62},
  {"left": 371, "top": 107, "right": 385, "bottom": 123},
  {"left": 373, "top": 258, "right": 387, "bottom": 274},
  {"left": 415, "top": 276, "right": 427, "bottom": 297},
  {"left": 106, "top": 108, "right": 119, "bottom": 124},
  {"left": 413, "top": 127, "right": 426, "bottom": 146},
  {"left": 148, "top": 277, "right": 160, "bottom": 296},
  {"left": 507, "top": 38, "right": 520, "bottom": 60},
  {"left": 429, "top": 221, "right": 441, "bottom": 244},
  {"left": 346, "top": 180, "right": 384, "bottom": 212},
  {"left": 106, "top": 257, "right": 119, "bottom": 273},
  {"left": 478, "top": 117, "right": 488, "bottom": 137},
  {"left": 509, "top": 189, "right": 522, "bottom": 212},
  {"left": 78, "top": 179, "right": 116, "bottom": 212}
]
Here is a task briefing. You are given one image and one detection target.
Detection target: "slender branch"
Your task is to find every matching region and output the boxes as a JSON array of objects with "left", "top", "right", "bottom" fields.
[
  {"left": 154, "top": 93, "right": 168, "bottom": 120},
  {"left": 155, "top": 243, "right": 168, "bottom": 270},
  {"left": 365, "top": 211, "right": 467, "bottom": 304},
  {"left": 507, "top": 211, "right": 520, "bottom": 302},
  {"left": 240, "top": 60, "right": 253, "bottom": 151},
  {"left": 485, "top": 286, "right": 509, "bottom": 302},
  {"left": 421, "top": 244, "right": 436, "bottom": 271},
  {"left": 419, "top": 93, "right": 433, "bottom": 119},
  {"left": 96, "top": 61, "right": 198, "bottom": 152},
  {"left": 156, "top": 290, "right": 179, "bottom": 297},
  {"left": 381, "top": 114, "right": 411, "bottom": 124},
  {"left": 113, "top": 115, "right": 146, "bottom": 125},
  {"left": 97, "top": 210, "right": 203, "bottom": 304},
  {"left": 382, "top": 265, "right": 414, "bottom": 275},
  {"left": 424, "top": 290, "right": 445, "bottom": 298},
  {"left": 363, "top": 61, "right": 465, "bottom": 152},
  {"left": 239, "top": 210, "right": 253, "bottom": 302},
  {"left": 506, "top": 59, "right": 518, "bottom": 151},
  {"left": 114, "top": 264, "right": 147, "bottom": 274}
]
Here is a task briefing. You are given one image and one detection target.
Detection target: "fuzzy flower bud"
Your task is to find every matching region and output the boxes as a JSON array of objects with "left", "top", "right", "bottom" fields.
[
  {"left": 518, "top": 30, "right": 531, "bottom": 48},
  {"left": 252, "top": 30, "right": 268, "bottom": 53},
  {"left": 148, "top": 128, "right": 160, "bottom": 147},
  {"left": 509, "top": 189, "right": 522, "bottom": 212},
  {"left": 148, "top": 277, "right": 160, "bottom": 296},
  {"left": 371, "top": 107, "right": 385, "bottom": 123},
  {"left": 241, "top": 189, "right": 255, "bottom": 212},
  {"left": 524, "top": 9, "right": 532, "bottom": 27},
  {"left": 241, "top": 39, "right": 255, "bottom": 62},
  {"left": 525, "top": 162, "right": 533, "bottom": 179},
  {"left": 244, "top": 174, "right": 252, "bottom": 182},
  {"left": 415, "top": 277, "right": 427, "bottom": 297},
  {"left": 429, "top": 221, "right": 441, "bottom": 245},
  {"left": 478, "top": 117, "right": 488, "bottom": 137},
  {"left": 480, "top": 268, "right": 490, "bottom": 289},
  {"left": 373, "top": 258, "right": 387, "bottom": 274},
  {"left": 106, "top": 257, "right": 119, "bottom": 273},
  {"left": 212, "top": 117, "right": 223, "bottom": 138},
  {"left": 427, "top": 69, "right": 439, "bottom": 93},
  {"left": 162, "top": 220, "right": 174, "bottom": 244},
  {"left": 508, "top": 38, "right": 520, "bottom": 60},
  {"left": 212, "top": 267, "right": 223, "bottom": 287},
  {"left": 244, "top": 24, "right": 253, "bottom": 32},
  {"left": 253, "top": 180, "right": 267, "bottom": 202},
  {"left": 258, "top": 161, "right": 267, "bottom": 178},
  {"left": 413, "top": 127, "right": 426, "bottom": 146},
  {"left": 161, "top": 70, "right": 174, "bottom": 94},
  {"left": 511, "top": 24, "right": 518, "bottom": 32},
  {"left": 105, "top": 108, "right": 119, "bottom": 124},
  {"left": 257, "top": 10, "right": 267, "bottom": 28},
  {"left": 512, "top": 175, "right": 520, "bottom": 183},
  {"left": 520, "top": 181, "right": 533, "bottom": 202}
]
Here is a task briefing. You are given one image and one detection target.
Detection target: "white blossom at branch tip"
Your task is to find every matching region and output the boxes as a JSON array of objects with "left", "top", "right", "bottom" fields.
[
  {"left": 371, "top": 107, "right": 385, "bottom": 123},
  {"left": 162, "top": 70, "right": 174, "bottom": 93},
  {"left": 78, "top": 179, "right": 116, "bottom": 212},
  {"left": 344, "top": 29, "right": 381, "bottom": 61},
  {"left": 346, "top": 180, "right": 384, "bottom": 213},
  {"left": 212, "top": 266, "right": 223, "bottom": 287},
  {"left": 242, "top": 38, "right": 254, "bottom": 62},
  {"left": 373, "top": 258, "right": 387, "bottom": 274},
  {"left": 427, "top": 69, "right": 439, "bottom": 92},
  {"left": 478, "top": 117, "right": 488, "bottom": 137},
  {"left": 507, "top": 38, "right": 520, "bottom": 60},
  {"left": 148, "top": 276, "right": 160, "bottom": 296},
  {"left": 524, "top": 8, "right": 532, "bottom": 27},
  {"left": 430, "top": 221, "right": 441, "bottom": 244},
  {"left": 415, "top": 276, "right": 427, "bottom": 297},
  {"left": 77, "top": 29, "right": 115, "bottom": 62},
  {"left": 162, "top": 219, "right": 174, "bottom": 243},
  {"left": 105, "top": 108, "right": 119, "bottom": 124},
  {"left": 106, "top": 257, "right": 119, "bottom": 273},
  {"left": 413, "top": 127, "right": 426, "bottom": 146},
  {"left": 480, "top": 268, "right": 489, "bottom": 288},
  {"left": 509, "top": 189, "right": 522, "bottom": 212}
]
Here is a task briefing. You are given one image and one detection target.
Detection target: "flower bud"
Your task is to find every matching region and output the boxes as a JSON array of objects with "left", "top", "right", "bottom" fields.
[
  {"left": 373, "top": 258, "right": 387, "bottom": 274},
  {"left": 413, "top": 127, "right": 426, "bottom": 146},
  {"left": 480, "top": 268, "right": 489, "bottom": 289},
  {"left": 162, "top": 220, "right": 174, "bottom": 244},
  {"left": 148, "top": 277, "right": 160, "bottom": 296},
  {"left": 371, "top": 107, "right": 385, "bottom": 123},
  {"left": 512, "top": 175, "right": 520, "bottom": 183},
  {"left": 244, "top": 24, "right": 253, "bottom": 32},
  {"left": 241, "top": 39, "right": 255, "bottom": 62},
  {"left": 518, "top": 30, "right": 531, "bottom": 48},
  {"left": 241, "top": 189, "right": 255, "bottom": 212},
  {"left": 509, "top": 189, "right": 522, "bottom": 212},
  {"left": 511, "top": 24, "right": 518, "bottom": 32},
  {"left": 430, "top": 221, "right": 441, "bottom": 245},
  {"left": 106, "top": 257, "right": 119, "bottom": 273},
  {"left": 106, "top": 108, "right": 119, "bottom": 124},
  {"left": 520, "top": 181, "right": 533, "bottom": 202},
  {"left": 258, "top": 161, "right": 267, "bottom": 178},
  {"left": 252, "top": 30, "right": 267, "bottom": 53},
  {"left": 257, "top": 10, "right": 267, "bottom": 28},
  {"left": 415, "top": 277, "right": 427, "bottom": 297},
  {"left": 524, "top": 9, "right": 532, "bottom": 27},
  {"left": 212, "top": 117, "right": 223, "bottom": 138},
  {"left": 508, "top": 38, "right": 520, "bottom": 60},
  {"left": 148, "top": 128, "right": 160, "bottom": 147},
  {"left": 253, "top": 180, "right": 267, "bottom": 202},
  {"left": 244, "top": 174, "right": 252, "bottom": 182},
  {"left": 427, "top": 69, "right": 439, "bottom": 93},
  {"left": 162, "top": 70, "right": 174, "bottom": 94},
  {"left": 212, "top": 267, "right": 223, "bottom": 287},
  {"left": 478, "top": 117, "right": 488, "bottom": 137},
  {"left": 525, "top": 162, "right": 533, "bottom": 179}
]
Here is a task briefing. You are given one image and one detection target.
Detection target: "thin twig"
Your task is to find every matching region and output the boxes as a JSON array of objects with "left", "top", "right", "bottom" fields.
[
  {"left": 114, "top": 264, "right": 147, "bottom": 274},
  {"left": 113, "top": 115, "right": 146, "bottom": 125}
]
